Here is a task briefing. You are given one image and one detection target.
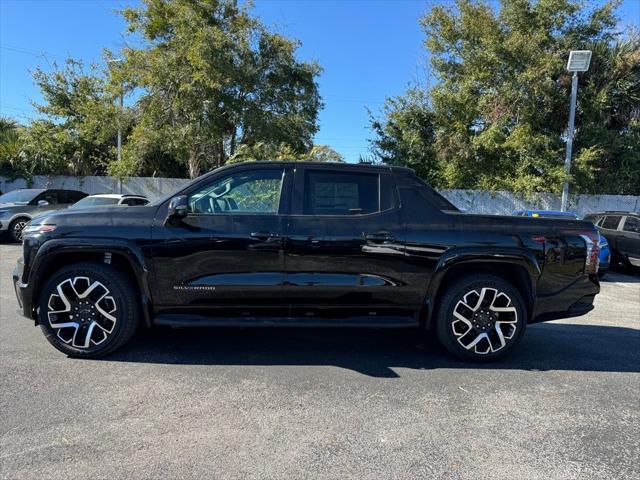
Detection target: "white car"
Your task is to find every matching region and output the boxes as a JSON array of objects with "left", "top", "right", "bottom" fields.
[{"left": 70, "top": 194, "right": 149, "bottom": 209}]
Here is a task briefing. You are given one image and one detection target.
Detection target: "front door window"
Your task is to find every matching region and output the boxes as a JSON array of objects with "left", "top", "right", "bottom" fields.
[{"left": 189, "top": 169, "right": 284, "bottom": 215}]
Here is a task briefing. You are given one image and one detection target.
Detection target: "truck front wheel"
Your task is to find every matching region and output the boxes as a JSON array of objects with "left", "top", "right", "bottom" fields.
[
  {"left": 37, "top": 262, "right": 140, "bottom": 358},
  {"left": 435, "top": 274, "right": 527, "bottom": 362}
]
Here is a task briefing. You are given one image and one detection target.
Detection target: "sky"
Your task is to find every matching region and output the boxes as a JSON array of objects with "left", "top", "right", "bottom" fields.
[{"left": 1, "top": 0, "right": 639, "bottom": 163}]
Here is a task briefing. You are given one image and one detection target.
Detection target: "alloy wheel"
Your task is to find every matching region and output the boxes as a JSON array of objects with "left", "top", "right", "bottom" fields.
[
  {"left": 12, "top": 220, "right": 27, "bottom": 241},
  {"left": 451, "top": 287, "right": 518, "bottom": 354},
  {"left": 47, "top": 276, "right": 118, "bottom": 349}
]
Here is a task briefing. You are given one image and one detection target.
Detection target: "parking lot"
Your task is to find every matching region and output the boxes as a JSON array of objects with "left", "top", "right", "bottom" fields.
[{"left": 0, "top": 243, "right": 638, "bottom": 479}]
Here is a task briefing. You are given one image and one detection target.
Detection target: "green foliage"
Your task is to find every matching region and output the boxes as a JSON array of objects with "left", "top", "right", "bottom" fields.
[
  {"left": 23, "top": 59, "right": 123, "bottom": 176},
  {"left": 0, "top": 117, "right": 26, "bottom": 179},
  {"left": 113, "top": 0, "right": 323, "bottom": 178},
  {"left": 368, "top": 88, "right": 439, "bottom": 185},
  {"left": 229, "top": 142, "right": 344, "bottom": 163},
  {"left": 371, "top": 0, "right": 640, "bottom": 195}
]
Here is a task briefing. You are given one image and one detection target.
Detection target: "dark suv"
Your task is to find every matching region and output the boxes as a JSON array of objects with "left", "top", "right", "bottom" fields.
[
  {"left": 584, "top": 212, "right": 640, "bottom": 268},
  {"left": 13, "top": 162, "right": 601, "bottom": 361}
]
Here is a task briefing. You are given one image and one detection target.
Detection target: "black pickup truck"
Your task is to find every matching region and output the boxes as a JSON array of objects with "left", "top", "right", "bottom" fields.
[{"left": 13, "top": 161, "right": 601, "bottom": 361}]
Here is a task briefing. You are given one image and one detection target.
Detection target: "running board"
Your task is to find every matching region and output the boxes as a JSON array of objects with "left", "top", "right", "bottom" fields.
[{"left": 154, "top": 314, "right": 418, "bottom": 328}]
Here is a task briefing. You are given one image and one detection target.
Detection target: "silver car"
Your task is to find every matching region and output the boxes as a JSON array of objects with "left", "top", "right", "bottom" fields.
[{"left": 0, "top": 189, "right": 87, "bottom": 242}]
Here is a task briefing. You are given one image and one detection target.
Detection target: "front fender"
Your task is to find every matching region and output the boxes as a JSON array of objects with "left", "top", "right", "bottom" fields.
[
  {"left": 27, "top": 238, "right": 153, "bottom": 326},
  {"left": 423, "top": 246, "right": 542, "bottom": 327},
  {"left": 2, "top": 212, "right": 32, "bottom": 229}
]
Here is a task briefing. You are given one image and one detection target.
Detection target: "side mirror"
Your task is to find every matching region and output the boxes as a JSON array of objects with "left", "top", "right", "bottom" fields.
[
  {"left": 165, "top": 195, "right": 188, "bottom": 225},
  {"left": 38, "top": 200, "right": 49, "bottom": 207}
]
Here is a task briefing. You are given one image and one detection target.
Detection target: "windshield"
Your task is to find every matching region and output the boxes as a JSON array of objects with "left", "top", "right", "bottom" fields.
[
  {"left": 71, "top": 197, "right": 120, "bottom": 208},
  {"left": 0, "top": 189, "right": 42, "bottom": 205}
]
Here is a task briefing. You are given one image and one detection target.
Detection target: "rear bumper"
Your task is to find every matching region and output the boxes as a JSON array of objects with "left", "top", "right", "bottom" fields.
[{"left": 531, "top": 274, "right": 600, "bottom": 323}]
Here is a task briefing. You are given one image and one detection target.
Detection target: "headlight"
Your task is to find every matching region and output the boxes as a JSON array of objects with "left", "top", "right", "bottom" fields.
[{"left": 22, "top": 224, "right": 56, "bottom": 235}]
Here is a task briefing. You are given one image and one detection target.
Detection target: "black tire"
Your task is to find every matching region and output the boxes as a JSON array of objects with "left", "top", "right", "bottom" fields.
[
  {"left": 38, "top": 262, "right": 140, "bottom": 358},
  {"left": 8, "top": 217, "right": 29, "bottom": 243},
  {"left": 435, "top": 274, "right": 527, "bottom": 362}
]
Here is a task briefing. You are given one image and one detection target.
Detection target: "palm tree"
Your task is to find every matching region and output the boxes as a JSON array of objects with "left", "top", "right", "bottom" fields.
[{"left": 0, "top": 116, "right": 24, "bottom": 174}]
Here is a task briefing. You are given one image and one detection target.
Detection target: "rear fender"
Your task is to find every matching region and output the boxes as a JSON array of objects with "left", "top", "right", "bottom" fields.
[{"left": 423, "top": 247, "right": 542, "bottom": 328}]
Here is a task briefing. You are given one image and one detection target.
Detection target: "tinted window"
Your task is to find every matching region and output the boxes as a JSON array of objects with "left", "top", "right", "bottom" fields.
[
  {"left": 601, "top": 216, "right": 622, "bottom": 230},
  {"left": 67, "top": 191, "right": 87, "bottom": 202},
  {"left": 189, "top": 169, "right": 283, "bottom": 214},
  {"left": 57, "top": 190, "right": 85, "bottom": 204},
  {"left": 36, "top": 191, "right": 59, "bottom": 205},
  {"left": 623, "top": 216, "right": 640, "bottom": 233},
  {"left": 121, "top": 198, "right": 148, "bottom": 206},
  {"left": 303, "top": 171, "right": 379, "bottom": 215}
]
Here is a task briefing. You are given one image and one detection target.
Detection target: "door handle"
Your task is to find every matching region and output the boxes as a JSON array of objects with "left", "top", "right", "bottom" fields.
[
  {"left": 250, "top": 231, "right": 281, "bottom": 241},
  {"left": 364, "top": 232, "right": 395, "bottom": 243}
]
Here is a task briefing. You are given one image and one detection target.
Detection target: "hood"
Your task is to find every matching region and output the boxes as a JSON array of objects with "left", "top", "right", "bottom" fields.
[{"left": 31, "top": 205, "right": 156, "bottom": 227}]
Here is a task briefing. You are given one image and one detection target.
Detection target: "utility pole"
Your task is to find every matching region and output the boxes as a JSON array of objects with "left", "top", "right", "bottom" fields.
[
  {"left": 118, "top": 90, "right": 123, "bottom": 193},
  {"left": 561, "top": 71, "right": 578, "bottom": 212},
  {"left": 108, "top": 58, "right": 124, "bottom": 193},
  {"left": 561, "top": 50, "right": 592, "bottom": 212}
]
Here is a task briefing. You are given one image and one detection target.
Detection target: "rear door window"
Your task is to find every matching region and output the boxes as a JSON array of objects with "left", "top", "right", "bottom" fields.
[
  {"left": 622, "top": 216, "right": 640, "bottom": 233},
  {"left": 66, "top": 191, "right": 87, "bottom": 203},
  {"left": 601, "top": 216, "right": 622, "bottom": 230},
  {"left": 303, "top": 170, "right": 379, "bottom": 215},
  {"left": 121, "top": 197, "right": 148, "bottom": 206}
]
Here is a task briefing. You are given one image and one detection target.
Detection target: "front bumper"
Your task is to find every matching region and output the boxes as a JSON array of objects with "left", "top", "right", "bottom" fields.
[{"left": 12, "top": 258, "right": 34, "bottom": 320}]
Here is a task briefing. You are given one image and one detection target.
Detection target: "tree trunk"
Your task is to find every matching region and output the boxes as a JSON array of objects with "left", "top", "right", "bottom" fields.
[
  {"left": 218, "top": 140, "right": 226, "bottom": 167},
  {"left": 230, "top": 127, "right": 237, "bottom": 157},
  {"left": 188, "top": 145, "right": 201, "bottom": 179}
]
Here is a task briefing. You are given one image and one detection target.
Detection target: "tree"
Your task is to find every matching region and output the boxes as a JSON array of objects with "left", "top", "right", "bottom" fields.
[
  {"left": 23, "top": 59, "right": 123, "bottom": 176},
  {"left": 371, "top": 0, "right": 639, "bottom": 195},
  {"left": 368, "top": 88, "right": 439, "bottom": 186},
  {"left": 570, "top": 33, "right": 640, "bottom": 194},
  {"left": 229, "top": 142, "right": 344, "bottom": 163},
  {"left": 112, "top": 0, "right": 323, "bottom": 178},
  {"left": 0, "top": 117, "right": 25, "bottom": 178}
]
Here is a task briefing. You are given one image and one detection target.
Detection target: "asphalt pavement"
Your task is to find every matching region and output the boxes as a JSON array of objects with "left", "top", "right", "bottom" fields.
[{"left": 1, "top": 244, "right": 638, "bottom": 479}]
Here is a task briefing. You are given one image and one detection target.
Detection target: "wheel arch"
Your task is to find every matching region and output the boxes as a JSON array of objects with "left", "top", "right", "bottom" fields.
[
  {"left": 29, "top": 240, "right": 153, "bottom": 327},
  {"left": 9, "top": 213, "right": 32, "bottom": 223},
  {"left": 422, "top": 250, "right": 541, "bottom": 330}
]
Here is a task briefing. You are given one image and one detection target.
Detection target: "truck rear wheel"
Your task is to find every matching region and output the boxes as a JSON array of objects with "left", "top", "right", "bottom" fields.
[
  {"left": 435, "top": 274, "right": 526, "bottom": 362},
  {"left": 37, "top": 262, "right": 140, "bottom": 358}
]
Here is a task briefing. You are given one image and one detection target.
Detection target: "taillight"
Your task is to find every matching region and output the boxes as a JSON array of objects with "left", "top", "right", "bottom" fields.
[{"left": 579, "top": 230, "right": 600, "bottom": 275}]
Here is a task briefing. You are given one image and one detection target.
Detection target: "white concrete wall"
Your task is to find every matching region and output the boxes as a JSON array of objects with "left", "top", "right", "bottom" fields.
[{"left": 1, "top": 175, "right": 638, "bottom": 217}]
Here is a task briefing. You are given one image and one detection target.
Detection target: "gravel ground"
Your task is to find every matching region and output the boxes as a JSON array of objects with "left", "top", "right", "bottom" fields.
[{"left": 1, "top": 244, "right": 638, "bottom": 479}]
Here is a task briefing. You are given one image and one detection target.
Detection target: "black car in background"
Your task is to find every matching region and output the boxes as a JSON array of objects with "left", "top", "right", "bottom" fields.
[
  {"left": 13, "top": 162, "right": 601, "bottom": 362},
  {"left": 584, "top": 212, "right": 640, "bottom": 268}
]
